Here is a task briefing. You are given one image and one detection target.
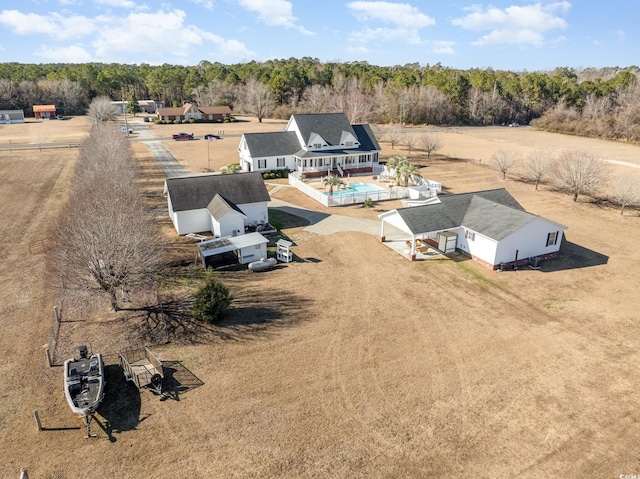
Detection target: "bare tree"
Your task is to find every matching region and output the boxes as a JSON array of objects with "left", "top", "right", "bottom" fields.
[
  {"left": 386, "top": 124, "right": 402, "bottom": 150},
  {"left": 418, "top": 133, "right": 443, "bottom": 160},
  {"left": 87, "top": 95, "right": 118, "bottom": 123},
  {"left": 302, "top": 84, "right": 330, "bottom": 113},
  {"left": 243, "top": 77, "right": 275, "bottom": 122},
  {"left": 50, "top": 125, "right": 160, "bottom": 310},
  {"left": 552, "top": 149, "right": 609, "bottom": 201},
  {"left": 522, "top": 150, "right": 552, "bottom": 190},
  {"left": 403, "top": 133, "right": 416, "bottom": 156},
  {"left": 612, "top": 175, "right": 640, "bottom": 215},
  {"left": 491, "top": 150, "right": 520, "bottom": 180}
]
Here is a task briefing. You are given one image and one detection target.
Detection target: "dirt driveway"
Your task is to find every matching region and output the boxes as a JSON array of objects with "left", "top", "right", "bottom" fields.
[{"left": 1, "top": 118, "right": 640, "bottom": 478}]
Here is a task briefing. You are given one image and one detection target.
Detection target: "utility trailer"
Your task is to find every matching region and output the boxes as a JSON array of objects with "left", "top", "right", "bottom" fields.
[{"left": 119, "top": 347, "right": 164, "bottom": 395}]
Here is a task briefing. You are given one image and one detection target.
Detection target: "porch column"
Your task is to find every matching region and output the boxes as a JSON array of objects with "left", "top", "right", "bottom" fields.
[
  {"left": 409, "top": 235, "right": 417, "bottom": 261},
  {"left": 380, "top": 221, "right": 385, "bottom": 242}
]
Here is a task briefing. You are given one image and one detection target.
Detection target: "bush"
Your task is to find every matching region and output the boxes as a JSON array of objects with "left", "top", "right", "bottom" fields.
[
  {"left": 230, "top": 117, "right": 238, "bottom": 122},
  {"left": 363, "top": 198, "right": 374, "bottom": 208},
  {"left": 223, "top": 118, "right": 230, "bottom": 122},
  {"left": 275, "top": 172, "right": 282, "bottom": 178},
  {"left": 269, "top": 172, "right": 276, "bottom": 179},
  {"left": 189, "top": 118, "right": 196, "bottom": 123},
  {"left": 173, "top": 119, "right": 181, "bottom": 124},
  {"left": 182, "top": 119, "right": 189, "bottom": 124},
  {"left": 191, "top": 274, "right": 232, "bottom": 323},
  {"left": 262, "top": 173, "right": 270, "bottom": 179}
]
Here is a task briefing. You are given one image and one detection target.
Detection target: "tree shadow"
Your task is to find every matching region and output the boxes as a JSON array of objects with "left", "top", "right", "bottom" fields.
[
  {"left": 268, "top": 205, "right": 330, "bottom": 226},
  {"left": 541, "top": 238, "right": 609, "bottom": 272}
]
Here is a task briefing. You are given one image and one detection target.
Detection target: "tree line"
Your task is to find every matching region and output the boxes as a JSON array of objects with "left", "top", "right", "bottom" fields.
[{"left": 0, "top": 59, "right": 638, "bottom": 139}]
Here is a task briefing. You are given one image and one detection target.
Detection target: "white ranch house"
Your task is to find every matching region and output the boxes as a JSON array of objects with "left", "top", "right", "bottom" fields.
[
  {"left": 237, "top": 113, "right": 381, "bottom": 178},
  {"left": 379, "top": 189, "right": 567, "bottom": 269},
  {"left": 163, "top": 172, "right": 270, "bottom": 236}
]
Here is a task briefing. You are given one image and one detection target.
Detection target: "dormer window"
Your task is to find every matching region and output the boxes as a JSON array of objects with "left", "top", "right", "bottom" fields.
[
  {"left": 345, "top": 141, "right": 353, "bottom": 147},
  {"left": 313, "top": 143, "right": 322, "bottom": 148}
]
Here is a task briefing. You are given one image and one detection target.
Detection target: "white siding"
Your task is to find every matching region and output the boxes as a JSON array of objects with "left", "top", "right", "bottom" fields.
[
  {"left": 495, "top": 218, "right": 564, "bottom": 265},
  {"left": 215, "top": 213, "right": 245, "bottom": 238},
  {"left": 240, "top": 202, "right": 269, "bottom": 225},
  {"left": 173, "top": 209, "right": 211, "bottom": 235},
  {"left": 238, "top": 243, "right": 267, "bottom": 264},
  {"left": 457, "top": 228, "right": 498, "bottom": 265}
]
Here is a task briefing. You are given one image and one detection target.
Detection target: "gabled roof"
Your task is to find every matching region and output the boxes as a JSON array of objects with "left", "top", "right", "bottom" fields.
[
  {"left": 393, "top": 189, "right": 531, "bottom": 238},
  {"left": 207, "top": 194, "right": 247, "bottom": 220},
  {"left": 352, "top": 124, "right": 381, "bottom": 151},
  {"left": 289, "top": 113, "right": 358, "bottom": 147},
  {"left": 165, "top": 172, "right": 270, "bottom": 212},
  {"left": 243, "top": 131, "right": 300, "bottom": 157},
  {"left": 33, "top": 105, "right": 55, "bottom": 111},
  {"left": 198, "top": 106, "right": 232, "bottom": 115}
]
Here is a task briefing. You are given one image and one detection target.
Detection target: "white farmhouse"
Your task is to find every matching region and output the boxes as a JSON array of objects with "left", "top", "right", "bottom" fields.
[
  {"left": 238, "top": 112, "right": 381, "bottom": 178},
  {"left": 163, "top": 172, "right": 270, "bottom": 236},
  {"left": 379, "top": 188, "right": 567, "bottom": 269}
]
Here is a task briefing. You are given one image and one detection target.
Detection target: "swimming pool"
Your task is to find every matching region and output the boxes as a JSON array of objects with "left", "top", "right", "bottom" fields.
[{"left": 324, "top": 182, "right": 385, "bottom": 196}]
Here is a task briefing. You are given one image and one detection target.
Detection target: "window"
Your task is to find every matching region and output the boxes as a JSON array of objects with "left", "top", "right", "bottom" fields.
[
  {"left": 345, "top": 141, "right": 353, "bottom": 147},
  {"left": 546, "top": 231, "right": 559, "bottom": 246},
  {"left": 313, "top": 143, "right": 322, "bottom": 149},
  {"left": 257, "top": 159, "right": 267, "bottom": 169},
  {"left": 466, "top": 230, "right": 475, "bottom": 241},
  {"left": 277, "top": 158, "right": 285, "bottom": 167}
]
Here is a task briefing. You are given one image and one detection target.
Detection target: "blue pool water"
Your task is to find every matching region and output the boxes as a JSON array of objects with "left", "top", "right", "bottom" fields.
[{"left": 324, "top": 182, "right": 385, "bottom": 196}]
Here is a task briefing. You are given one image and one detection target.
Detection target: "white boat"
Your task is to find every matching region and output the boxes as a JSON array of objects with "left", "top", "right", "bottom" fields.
[{"left": 63, "top": 345, "right": 106, "bottom": 417}]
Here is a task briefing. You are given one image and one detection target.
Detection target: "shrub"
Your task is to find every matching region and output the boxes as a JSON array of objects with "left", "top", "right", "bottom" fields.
[
  {"left": 189, "top": 118, "right": 196, "bottom": 123},
  {"left": 269, "top": 172, "right": 276, "bottom": 179},
  {"left": 230, "top": 117, "right": 238, "bottom": 122},
  {"left": 191, "top": 274, "right": 232, "bottom": 323},
  {"left": 263, "top": 173, "right": 270, "bottom": 179},
  {"left": 363, "top": 198, "right": 374, "bottom": 208},
  {"left": 223, "top": 118, "right": 230, "bottom": 122},
  {"left": 275, "top": 172, "right": 282, "bottom": 178},
  {"left": 182, "top": 119, "right": 189, "bottom": 124},
  {"left": 173, "top": 119, "right": 181, "bottom": 124}
]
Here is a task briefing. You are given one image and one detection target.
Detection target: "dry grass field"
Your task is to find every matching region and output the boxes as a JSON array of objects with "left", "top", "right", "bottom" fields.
[{"left": 1, "top": 116, "right": 640, "bottom": 478}]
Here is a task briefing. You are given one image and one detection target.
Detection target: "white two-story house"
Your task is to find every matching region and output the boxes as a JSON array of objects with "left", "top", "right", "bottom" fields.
[{"left": 238, "top": 113, "right": 381, "bottom": 178}]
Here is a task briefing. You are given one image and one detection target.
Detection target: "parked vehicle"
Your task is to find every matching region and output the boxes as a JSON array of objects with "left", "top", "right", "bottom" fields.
[
  {"left": 120, "top": 126, "right": 133, "bottom": 134},
  {"left": 119, "top": 346, "right": 164, "bottom": 395},
  {"left": 204, "top": 133, "right": 222, "bottom": 140},
  {"left": 143, "top": 116, "right": 150, "bottom": 122},
  {"left": 172, "top": 132, "right": 194, "bottom": 140}
]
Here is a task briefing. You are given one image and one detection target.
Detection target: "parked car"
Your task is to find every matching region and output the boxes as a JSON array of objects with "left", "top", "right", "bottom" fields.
[
  {"left": 172, "top": 132, "right": 194, "bottom": 140},
  {"left": 203, "top": 133, "right": 222, "bottom": 140},
  {"left": 56, "top": 114, "right": 65, "bottom": 120},
  {"left": 508, "top": 122, "right": 520, "bottom": 127},
  {"left": 120, "top": 126, "right": 133, "bottom": 134},
  {"left": 143, "top": 116, "right": 150, "bottom": 122}
]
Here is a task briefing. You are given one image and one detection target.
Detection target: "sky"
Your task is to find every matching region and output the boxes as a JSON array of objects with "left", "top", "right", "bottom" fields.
[{"left": 0, "top": 0, "right": 637, "bottom": 71}]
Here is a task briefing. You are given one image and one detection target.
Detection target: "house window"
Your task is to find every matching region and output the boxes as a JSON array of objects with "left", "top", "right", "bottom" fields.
[
  {"left": 317, "top": 158, "right": 323, "bottom": 167},
  {"left": 345, "top": 141, "right": 353, "bottom": 147},
  {"left": 277, "top": 158, "right": 285, "bottom": 167},
  {"left": 546, "top": 231, "right": 559, "bottom": 246},
  {"left": 466, "top": 230, "right": 475, "bottom": 241},
  {"left": 257, "top": 159, "right": 267, "bottom": 169},
  {"left": 359, "top": 154, "right": 368, "bottom": 163},
  {"left": 313, "top": 143, "right": 322, "bottom": 149}
]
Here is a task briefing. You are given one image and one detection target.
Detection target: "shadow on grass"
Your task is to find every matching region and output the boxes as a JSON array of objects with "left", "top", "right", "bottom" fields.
[
  {"left": 97, "top": 364, "right": 143, "bottom": 439},
  {"left": 541, "top": 238, "right": 609, "bottom": 272},
  {"left": 160, "top": 360, "right": 204, "bottom": 402}
]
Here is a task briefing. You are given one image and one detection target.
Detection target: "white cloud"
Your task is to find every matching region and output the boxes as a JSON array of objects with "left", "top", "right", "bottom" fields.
[
  {"left": 452, "top": 2, "right": 570, "bottom": 47},
  {"left": 429, "top": 40, "right": 455, "bottom": 55},
  {"left": 0, "top": 10, "right": 96, "bottom": 40},
  {"left": 346, "top": 1, "right": 435, "bottom": 46},
  {"left": 238, "top": 0, "right": 313, "bottom": 35},
  {"left": 189, "top": 0, "right": 215, "bottom": 10},
  {"left": 92, "top": 9, "right": 255, "bottom": 62},
  {"left": 92, "top": 0, "right": 137, "bottom": 8},
  {"left": 36, "top": 45, "right": 93, "bottom": 62},
  {"left": 610, "top": 29, "right": 625, "bottom": 40},
  {"left": 347, "top": 1, "right": 435, "bottom": 29}
]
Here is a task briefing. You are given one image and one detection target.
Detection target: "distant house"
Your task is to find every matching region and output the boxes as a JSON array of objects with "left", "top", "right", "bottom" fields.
[
  {"left": 0, "top": 110, "right": 25, "bottom": 124},
  {"left": 163, "top": 171, "right": 270, "bottom": 236},
  {"left": 33, "top": 105, "right": 56, "bottom": 119},
  {"left": 379, "top": 188, "right": 567, "bottom": 268},
  {"left": 237, "top": 112, "right": 381, "bottom": 178},
  {"left": 156, "top": 103, "right": 232, "bottom": 122},
  {"left": 111, "top": 100, "right": 163, "bottom": 114}
]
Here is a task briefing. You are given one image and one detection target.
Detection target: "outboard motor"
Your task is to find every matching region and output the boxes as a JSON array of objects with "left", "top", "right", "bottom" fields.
[{"left": 78, "top": 345, "right": 88, "bottom": 359}]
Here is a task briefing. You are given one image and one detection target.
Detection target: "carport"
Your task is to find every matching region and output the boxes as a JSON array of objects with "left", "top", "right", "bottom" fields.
[{"left": 197, "top": 232, "right": 269, "bottom": 268}]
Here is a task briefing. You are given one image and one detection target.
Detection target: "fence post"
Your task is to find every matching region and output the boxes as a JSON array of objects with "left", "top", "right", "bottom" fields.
[
  {"left": 53, "top": 306, "right": 60, "bottom": 322},
  {"left": 20, "top": 468, "right": 29, "bottom": 479},
  {"left": 45, "top": 348, "right": 52, "bottom": 367},
  {"left": 33, "top": 410, "right": 42, "bottom": 431}
]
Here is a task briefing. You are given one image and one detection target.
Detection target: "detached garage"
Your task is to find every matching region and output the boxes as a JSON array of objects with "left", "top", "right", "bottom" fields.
[
  {"left": 197, "top": 232, "right": 269, "bottom": 268},
  {"left": 0, "top": 110, "right": 25, "bottom": 124}
]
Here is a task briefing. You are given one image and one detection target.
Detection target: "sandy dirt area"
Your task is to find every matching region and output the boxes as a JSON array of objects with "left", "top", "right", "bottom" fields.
[{"left": 1, "top": 116, "right": 640, "bottom": 478}]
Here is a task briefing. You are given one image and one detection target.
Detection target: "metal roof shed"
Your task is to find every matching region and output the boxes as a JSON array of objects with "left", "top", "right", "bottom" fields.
[{"left": 197, "top": 232, "right": 269, "bottom": 268}]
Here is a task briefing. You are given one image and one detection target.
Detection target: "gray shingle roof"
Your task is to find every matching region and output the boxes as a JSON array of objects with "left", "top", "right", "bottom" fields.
[
  {"left": 395, "top": 189, "right": 529, "bottom": 238},
  {"left": 207, "top": 194, "right": 246, "bottom": 220},
  {"left": 165, "top": 171, "right": 270, "bottom": 212},
  {"left": 243, "top": 131, "right": 300, "bottom": 157},
  {"left": 290, "top": 113, "right": 358, "bottom": 146},
  {"left": 352, "top": 124, "right": 381, "bottom": 151}
]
